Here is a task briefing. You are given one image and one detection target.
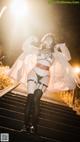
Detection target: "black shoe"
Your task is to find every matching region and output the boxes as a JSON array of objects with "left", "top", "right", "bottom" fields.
[
  {"left": 30, "top": 125, "right": 35, "bottom": 134},
  {"left": 19, "top": 125, "right": 26, "bottom": 132},
  {"left": 30, "top": 125, "right": 37, "bottom": 134}
]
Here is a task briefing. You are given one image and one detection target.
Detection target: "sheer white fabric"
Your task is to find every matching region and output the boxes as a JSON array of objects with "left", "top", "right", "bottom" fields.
[
  {"left": 48, "top": 51, "right": 76, "bottom": 92},
  {"left": 54, "top": 43, "right": 71, "bottom": 61},
  {"left": 8, "top": 42, "right": 77, "bottom": 92}
]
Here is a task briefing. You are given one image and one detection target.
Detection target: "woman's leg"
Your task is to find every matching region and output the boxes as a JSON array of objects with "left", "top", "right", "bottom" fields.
[
  {"left": 30, "top": 76, "right": 49, "bottom": 133},
  {"left": 25, "top": 71, "right": 37, "bottom": 130},
  {"left": 20, "top": 92, "right": 34, "bottom": 132},
  {"left": 31, "top": 89, "right": 43, "bottom": 133},
  {"left": 25, "top": 93, "right": 33, "bottom": 127},
  {"left": 33, "top": 89, "right": 43, "bottom": 123}
]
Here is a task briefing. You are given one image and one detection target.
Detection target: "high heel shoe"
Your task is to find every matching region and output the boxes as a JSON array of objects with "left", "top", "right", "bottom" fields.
[
  {"left": 19, "top": 125, "right": 26, "bottom": 132},
  {"left": 20, "top": 125, "right": 30, "bottom": 133},
  {"left": 29, "top": 125, "right": 37, "bottom": 134}
]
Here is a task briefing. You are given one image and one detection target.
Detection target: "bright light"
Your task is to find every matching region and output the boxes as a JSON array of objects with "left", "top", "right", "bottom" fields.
[
  {"left": 10, "top": 0, "right": 27, "bottom": 17},
  {"left": 73, "top": 66, "right": 80, "bottom": 74},
  {"left": 0, "top": 6, "right": 7, "bottom": 18}
]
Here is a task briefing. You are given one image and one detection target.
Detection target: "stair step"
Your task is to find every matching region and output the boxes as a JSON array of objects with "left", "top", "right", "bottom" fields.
[
  {"left": 0, "top": 115, "right": 79, "bottom": 141},
  {"left": 39, "top": 118, "right": 80, "bottom": 135},
  {"left": 3, "top": 93, "right": 73, "bottom": 111},
  {"left": 2, "top": 94, "right": 26, "bottom": 103},
  {"left": 7, "top": 92, "right": 26, "bottom": 99},
  {"left": 0, "top": 101, "right": 24, "bottom": 112},
  {"left": 0, "top": 108, "right": 80, "bottom": 134},
  {"left": 0, "top": 108, "right": 24, "bottom": 121},
  {"left": 0, "top": 102, "right": 80, "bottom": 128},
  {"left": 0, "top": 92, "right": 80, "bottom": 141},
  {"left": 0, "top": 97, "right": 77, "bottom": 117},
  {"left": 40, "top": 112, "right": 80, "bottom": 127},
  {"left": 0, "top": 126, "right": 61, "bottom": 142},
  {"left": 0, "top": 104, "right": 80, "bottom": 126},
  {"left": 38, "top": 125, "right": 80, "bottom": 141},
  {"left": 0, "top": 115, "right": 23, "bottom": 130}
]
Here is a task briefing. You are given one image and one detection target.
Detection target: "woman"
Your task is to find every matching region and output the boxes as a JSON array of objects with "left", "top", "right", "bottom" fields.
[{"left": 21, "top": 33, "right": 56, "bottom": 134}]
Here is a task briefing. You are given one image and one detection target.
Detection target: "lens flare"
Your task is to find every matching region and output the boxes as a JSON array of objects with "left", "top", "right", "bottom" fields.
[
  {"left": 73, "top": 66, "right": 80, "bottom": 74},
  {"left": 10, "top": 0, "right": 27, "bottom": 17}
]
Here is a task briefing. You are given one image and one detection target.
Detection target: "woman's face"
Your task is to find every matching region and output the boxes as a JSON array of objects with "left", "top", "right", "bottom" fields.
[{"left": 43, "top": 36, "right": 53, "bottom": 49}]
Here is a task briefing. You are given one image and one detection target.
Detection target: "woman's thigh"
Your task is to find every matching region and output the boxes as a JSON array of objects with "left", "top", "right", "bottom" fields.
[
  {"left": 37, "top": 76, "right": 49, "bottom": 93},
  {"left": 27, "top": 71, "right": 37, "bottom": 94}
]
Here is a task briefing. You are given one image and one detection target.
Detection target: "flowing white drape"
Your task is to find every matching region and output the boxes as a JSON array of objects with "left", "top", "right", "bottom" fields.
[{"left": 8, "top": 43, "right": 77, "bottom": 92}]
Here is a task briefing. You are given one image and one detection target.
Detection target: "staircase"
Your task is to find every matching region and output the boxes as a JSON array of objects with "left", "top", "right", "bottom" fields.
[{"left": 0, "top": 92, "right": 80, "bottom": 142}]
